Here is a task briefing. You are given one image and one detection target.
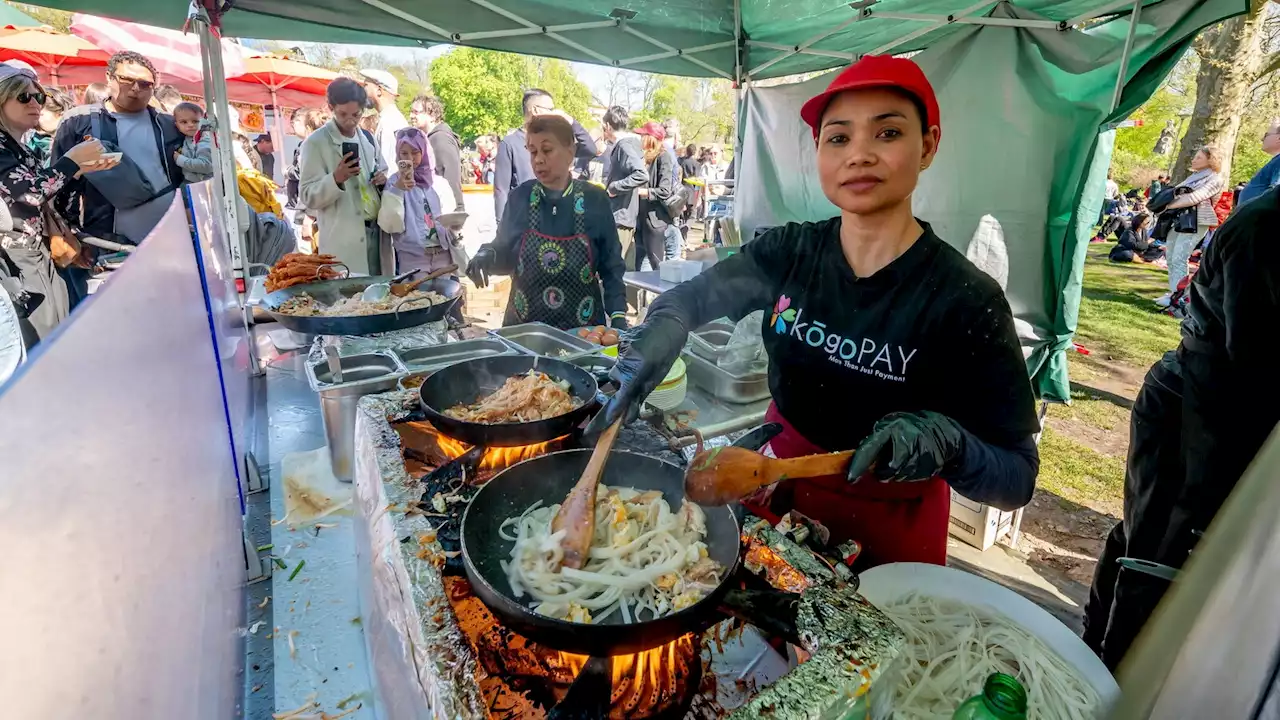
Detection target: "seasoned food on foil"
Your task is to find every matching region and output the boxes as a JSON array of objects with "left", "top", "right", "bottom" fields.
[
  {"left": 276, "top": 289, "right": 445, "bottom": 317},
  {"left": 501, "top": 486, "right": 722, "bottom": 623},
  {"left": 444, "top": 370, "right": 579, "bottom": 423},
  {"left": 265, "top": 253, "right": 344, "bottom": 292}
]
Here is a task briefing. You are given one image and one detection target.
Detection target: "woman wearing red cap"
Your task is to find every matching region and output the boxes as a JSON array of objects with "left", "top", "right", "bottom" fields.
[
  {"left": 591, "top": 56, "right": 1039, "bottom": 569},
  {"left": 634, "top": 121, "right": 679, "bottom": 273}
]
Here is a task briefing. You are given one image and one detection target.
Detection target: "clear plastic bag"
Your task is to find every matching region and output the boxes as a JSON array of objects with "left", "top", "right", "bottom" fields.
[{"left": 716, "top": 310, "right": 768, "bottom": 375}]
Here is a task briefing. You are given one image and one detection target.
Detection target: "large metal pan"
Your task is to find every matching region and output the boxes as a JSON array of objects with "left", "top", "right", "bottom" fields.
[
  {"left": 418, "top": 355, "right": 601, "bottom": 447},
  {"left": 461, "top": 449, "right": 741, "bottom": 656},
  {"left": 261, "top": 275, "right": 462, "bottom": 336}
]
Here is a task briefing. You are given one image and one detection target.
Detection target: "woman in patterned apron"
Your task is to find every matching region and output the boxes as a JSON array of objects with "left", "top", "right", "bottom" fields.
[{"left": 467, "top": 115, "right": 627, "bottom": 330}]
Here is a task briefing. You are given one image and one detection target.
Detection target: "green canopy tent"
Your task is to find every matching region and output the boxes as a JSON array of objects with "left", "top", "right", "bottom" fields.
[
  {"left": 0, "top": 4, "right": 39, "bottom": 27},
  {"left": 27, "top": 0, "right": 1246, "bottom": 399}
]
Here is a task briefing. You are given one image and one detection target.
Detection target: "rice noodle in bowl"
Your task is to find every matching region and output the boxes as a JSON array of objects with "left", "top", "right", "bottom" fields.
[
  {"left": 277, "top": 289, "right": 444, "bottom": 317},
  {"left": 499, "top": 486, "right": 723, "bottom": 624}
]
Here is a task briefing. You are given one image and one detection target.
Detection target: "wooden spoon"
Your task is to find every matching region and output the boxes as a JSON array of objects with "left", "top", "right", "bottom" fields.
[
  {"left": 684, "top": 446, "right": 855, "bottom": 506},
  {"left": 551, "top": 420, "right": 623, "bottom": 569},
  {"left": 391, "top": 264, "right": 458, "bottom": 296}
]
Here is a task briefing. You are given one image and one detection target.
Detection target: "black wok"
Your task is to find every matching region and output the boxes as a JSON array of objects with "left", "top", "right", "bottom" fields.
[
  {"left": 461, "top": 449, "right": 741, "bottom": 656},
  {"left": 261, "top": 275, "right": 462, "bottom": 336},
  {"left": 418, "top": 355, "right": 601, "bottom": 448}
]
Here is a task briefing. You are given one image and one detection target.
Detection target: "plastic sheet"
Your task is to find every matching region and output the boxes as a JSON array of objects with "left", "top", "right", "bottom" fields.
[{"left": 716, "top": 310, "right": 768, "bottom": 376}]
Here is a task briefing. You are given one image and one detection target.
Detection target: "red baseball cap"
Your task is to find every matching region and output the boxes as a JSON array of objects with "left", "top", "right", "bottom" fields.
[
  {"left": 800, "top": 55, "right": 940, "bottom": 143},
  {"left": 636, "top": 121, "right": 666, "bottom": 141}
]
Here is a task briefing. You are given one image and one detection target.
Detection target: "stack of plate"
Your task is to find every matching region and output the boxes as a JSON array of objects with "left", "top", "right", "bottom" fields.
[{"left": 645, "top": 357, "right": 687, "bottom": 411}]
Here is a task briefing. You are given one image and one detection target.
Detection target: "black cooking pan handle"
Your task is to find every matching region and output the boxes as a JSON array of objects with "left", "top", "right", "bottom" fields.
[{"left": 732, "top": 422, "right": 783, "bottom": 453}]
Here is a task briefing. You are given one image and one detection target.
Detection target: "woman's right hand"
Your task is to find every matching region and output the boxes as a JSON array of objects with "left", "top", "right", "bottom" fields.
[
  {"left": 396, "top": 173, "right": 416, "bottom": 191},
  {"left": 466, "top": 246, "right": 496, "bottom": 288},
  {"left": 585, "top": 314, "right": 688, "bottom": 436},
  {"left": 65, "top": 138, "right": 106, "bottom": 169}
]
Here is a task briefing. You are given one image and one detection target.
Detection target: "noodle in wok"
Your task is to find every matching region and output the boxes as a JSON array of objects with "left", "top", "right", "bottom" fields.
[
  {"left": 499, "top": 486, "right": 723, "bottom": 624},
  {"left": 445, "top": 370, "right": 580, "bottom": 423}
]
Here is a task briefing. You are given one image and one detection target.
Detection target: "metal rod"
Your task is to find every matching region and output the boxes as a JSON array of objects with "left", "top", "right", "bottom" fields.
[
  {"left": 866, "top": 11, "right": 1058, "bottom": 28},
  {"left": 356, "top": 0, "right": 452, "bottom": 39},
  {"left": 618, "top": 40, "right": 735, "bottom": 67},
  {"left": 1065, "top": 0, "right": 1138, "bottom": 28},
  {"left": 1109, "top": 0, "right": 1143, "bottom": 113},
  {"left": 621, "top": 24, "right": 733, "bottom": 79},
  {"left": 670, "top": 411, "right": 769, "bottom": 448},
  {"left": 733, "top": 0, "right": 743, "bottom": 84},
  {"left": 866, "top": 0, "right": 994, "bottom": 55},
  {"left": 747, "top": 39, "right": 855, "bottom": 60},
  {"left": 456, "top": 19, "right": 617, "bottom": 41},
  {"left": 750, "top": 11, "right": 869, "bottom": 77}
]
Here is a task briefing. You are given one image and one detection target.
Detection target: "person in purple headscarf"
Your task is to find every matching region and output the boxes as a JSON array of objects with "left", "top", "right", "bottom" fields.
[{"left": 377, "top": 126, "right": 466, "bottom": 277}]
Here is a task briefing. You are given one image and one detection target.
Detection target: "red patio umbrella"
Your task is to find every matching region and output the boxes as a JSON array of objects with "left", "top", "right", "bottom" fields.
[
  {"left": 0, "top": 26, "right": 108, "bottom": 85},
  {"left": 69, "top": 13, "right": 245, "bottom": 83}
]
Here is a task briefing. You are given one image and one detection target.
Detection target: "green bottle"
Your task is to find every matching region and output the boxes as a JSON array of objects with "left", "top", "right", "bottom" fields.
[{"left": 951, "top": 673, "right": 1028, "bottom": 720}]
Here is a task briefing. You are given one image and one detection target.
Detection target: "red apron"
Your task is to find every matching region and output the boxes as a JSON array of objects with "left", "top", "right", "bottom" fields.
[{"left": 742, "top": 403, "right": 951, "bottom": 569}]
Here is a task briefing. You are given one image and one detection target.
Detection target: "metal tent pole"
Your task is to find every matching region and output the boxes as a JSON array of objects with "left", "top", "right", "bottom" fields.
[
  {"left": 1109, "top": 0, "right": 1144, "bottom": 113},
  {"left": 191, "top": 9, "right": 258, "bottom": 375}
]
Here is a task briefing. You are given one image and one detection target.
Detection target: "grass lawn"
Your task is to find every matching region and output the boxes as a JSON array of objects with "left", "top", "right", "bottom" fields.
[
  {"left": 1036, "top": 426, "right": 1126, "bottom": 511},
  {"left": 1072, "top": 245, "right": 1182, "bottom": 368},
  {"left": 1045, "top": 387, "right": 1130, "bottom": 432}
]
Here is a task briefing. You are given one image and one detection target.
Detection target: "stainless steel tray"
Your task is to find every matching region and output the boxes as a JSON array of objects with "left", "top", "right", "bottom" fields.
[
  {"left": 305, "top": 351, "right": 407, "bottom": 391},
  {"left": 681, "top": 349, "right": 770, "bottom": 404},
  {"left": 396, "top": 337, "right": 517, "bottom": 372},
  {"left": 490, "top": 322, "right": 598, "bottom": 359},
  {"left": 688, "top": 320, "right": 737, "bottom": 362}
]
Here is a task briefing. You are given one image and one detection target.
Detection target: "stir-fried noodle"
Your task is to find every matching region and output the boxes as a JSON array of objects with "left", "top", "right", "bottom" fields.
[
  {"left": 445, "top": 370, "right": 580, "bottom": 423},
  {"left": 499, "top": 486, "right": 723, "bottom": 624}
]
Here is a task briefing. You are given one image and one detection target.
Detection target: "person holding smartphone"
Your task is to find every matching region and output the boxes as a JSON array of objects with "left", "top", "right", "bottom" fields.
[
  {"left": 377, "top": 127, "right": 465, "bottom": 278},
  {"left": 299, "top": 77, "right": 389, "bottom": 275}
]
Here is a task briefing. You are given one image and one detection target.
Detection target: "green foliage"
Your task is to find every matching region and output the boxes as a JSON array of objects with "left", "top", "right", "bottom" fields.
[
  {"left": 428, "top": 48, "right": 592, "bottom": 143},
  {"left": 10, "top": 3, "right": 68, "bottom": 31}
]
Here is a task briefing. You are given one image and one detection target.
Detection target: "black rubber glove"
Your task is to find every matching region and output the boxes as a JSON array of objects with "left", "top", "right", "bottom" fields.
[
  {"left": 466, "top": 246, "right": 496, "bottom": 288},
  {"left": 584, "top": 314, "right": 687, "bottom": 436},
  {"left": 609, "top": 313, "right": 629, "bottom": 330},
  {"left": 845, "top": 410, "right": 965, "bottom": 483}
]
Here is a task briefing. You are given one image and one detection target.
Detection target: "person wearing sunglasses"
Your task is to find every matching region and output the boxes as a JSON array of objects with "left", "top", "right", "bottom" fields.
[
  {"left": 0, "top": 64, "right": 114, "bottom": 344},
  {"left": 50, "top": 51, "right": 185, "bottom": 307}
]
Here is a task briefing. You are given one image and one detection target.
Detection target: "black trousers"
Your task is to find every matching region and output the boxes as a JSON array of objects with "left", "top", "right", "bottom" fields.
[{"left": 1083, "top": 357, "right": 1184, "bottom": 670}]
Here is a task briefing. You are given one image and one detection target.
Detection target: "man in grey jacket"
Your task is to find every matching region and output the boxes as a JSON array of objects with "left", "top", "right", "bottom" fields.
[
  {"left": 601, "top": 106, "right": 648, "bottom": 275},
  {"left": 493, "top": 88, "right": 597, "bottom": 223}
]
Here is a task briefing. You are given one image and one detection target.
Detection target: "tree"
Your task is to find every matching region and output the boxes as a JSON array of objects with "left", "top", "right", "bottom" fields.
[
  {"left": 429, "top": 47, "right": 593, "bottom": 142},
  {"left": 11, "top": 3, "right": 69, "bottom": 31},
  {"left": 1171, "top": 0, "right": 1273, "bottom": 182}
]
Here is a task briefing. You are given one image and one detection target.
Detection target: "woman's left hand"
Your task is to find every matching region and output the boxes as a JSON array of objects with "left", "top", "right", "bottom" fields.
[
  {"left": 845, "top": 411, "right": 965, "bottom": 483},
  {"left": 637, "top": 187, "right": 649, "bottom": 198},
  {"left": 372, "top": 170, "right": 387, "bottom": 187},
  {"left": 396, "top": 173, "right": 415, "bottom": 191}
]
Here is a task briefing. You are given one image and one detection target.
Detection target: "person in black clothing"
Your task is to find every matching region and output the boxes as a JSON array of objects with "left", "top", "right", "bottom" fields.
[
  {"left": 466, "top": 115, "right": 627, "bottom": 330},
  {"left": 589, "top": 56, "right": 1039, "bottom": 570},
  {"left": 634, "top": 121, "right": 677, "bottom": 272},
  {"left": 409, "top": 94, "right": 465, "bottom": 211},
  {"left": 253, "top": 134, "right": 276, "bottom": 179},
  {"left": 1084, "top": 185, "right": 1280, "bottom": 670},
  {"left": 678, "top": 143, "right": 702, "bottom": 228},
  {"left": 492, "top": 89, "right": 597, "bottom": 224},
  {"left": 1108, "top": 212, "right": 1150, "bottom": 263}
]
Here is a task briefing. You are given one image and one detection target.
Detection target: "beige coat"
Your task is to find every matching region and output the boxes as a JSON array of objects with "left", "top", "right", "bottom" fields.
[{"left": 298, "top": 121, "right": 389, "bottom": 275}]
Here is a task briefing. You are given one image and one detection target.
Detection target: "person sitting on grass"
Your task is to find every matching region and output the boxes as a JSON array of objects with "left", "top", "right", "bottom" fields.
[{"left": 1108, "top": 212, "right": 1151, "bottom": 263}]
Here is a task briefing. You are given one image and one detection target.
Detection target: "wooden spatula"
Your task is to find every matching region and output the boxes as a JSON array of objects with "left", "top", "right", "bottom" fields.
[
  {"left": 551, "top": 420, "right": 623, "bottom": 569},
  {"left": 391, "top": 264, "right": 458, "bottom": 296},
  {"left": 684, "top": 446, "right": 855, "bottom": 506}
]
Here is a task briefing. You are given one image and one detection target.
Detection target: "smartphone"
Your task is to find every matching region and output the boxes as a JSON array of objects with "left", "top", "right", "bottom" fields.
[
  {"left": 341, "top": 141, "right": 359, "bottom": 165},
  {"left": 397, "top": 159, "right": 413, "bottom": 177}
]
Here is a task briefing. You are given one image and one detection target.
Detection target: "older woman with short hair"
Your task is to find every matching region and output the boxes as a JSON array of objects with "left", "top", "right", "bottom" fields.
[
  {"left": 1158, "top": 145, "right": 1225, "bottom": 306},
  {"left": 467, "top": 115, "right": 627, "bottom": 329}
]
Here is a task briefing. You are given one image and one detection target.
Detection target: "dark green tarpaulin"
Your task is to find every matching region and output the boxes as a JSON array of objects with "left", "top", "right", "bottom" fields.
[{"left": 28, "top": 0, "right": 1242, "bottom": 81}]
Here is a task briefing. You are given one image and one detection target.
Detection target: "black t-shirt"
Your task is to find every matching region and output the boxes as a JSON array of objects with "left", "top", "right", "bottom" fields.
[{"left": 648, "top": 217, "right": 1039, "bottom": 451}]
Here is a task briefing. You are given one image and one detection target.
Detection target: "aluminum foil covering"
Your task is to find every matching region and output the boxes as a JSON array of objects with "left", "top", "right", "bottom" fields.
[
  {"left": 352, "top": 388, "right": 488, "bottom": 719},
  {"left": 308, "top": 321, "right": 450, "bottom": 362}
]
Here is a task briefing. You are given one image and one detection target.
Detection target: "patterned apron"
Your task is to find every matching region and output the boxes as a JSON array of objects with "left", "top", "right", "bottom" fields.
[{"left": 508, "top": 182, "right": 607, "bottom": 329}]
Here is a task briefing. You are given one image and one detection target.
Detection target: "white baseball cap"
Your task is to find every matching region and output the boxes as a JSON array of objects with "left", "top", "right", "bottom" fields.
[{"left": 359, "top": 68, "right": 398, "bottom": 96}]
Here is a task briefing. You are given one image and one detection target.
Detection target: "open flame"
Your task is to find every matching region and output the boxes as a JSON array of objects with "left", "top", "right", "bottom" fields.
[
  {"left": 557, "top": 634, "right": 700, "bottom": 718},
  {"left": 434, "top": 432, "right": 564, "bottom": 471}
]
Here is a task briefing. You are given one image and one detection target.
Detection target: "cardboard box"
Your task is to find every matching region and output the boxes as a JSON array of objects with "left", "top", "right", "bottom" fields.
[{"left": 948, "top": 489, "right": 1016, "bottom": 551}]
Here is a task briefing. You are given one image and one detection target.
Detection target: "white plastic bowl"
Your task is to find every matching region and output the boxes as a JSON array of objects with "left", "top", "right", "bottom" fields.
[{"left": 859, "top": 562, "right": 1119, "bottom": 712}]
